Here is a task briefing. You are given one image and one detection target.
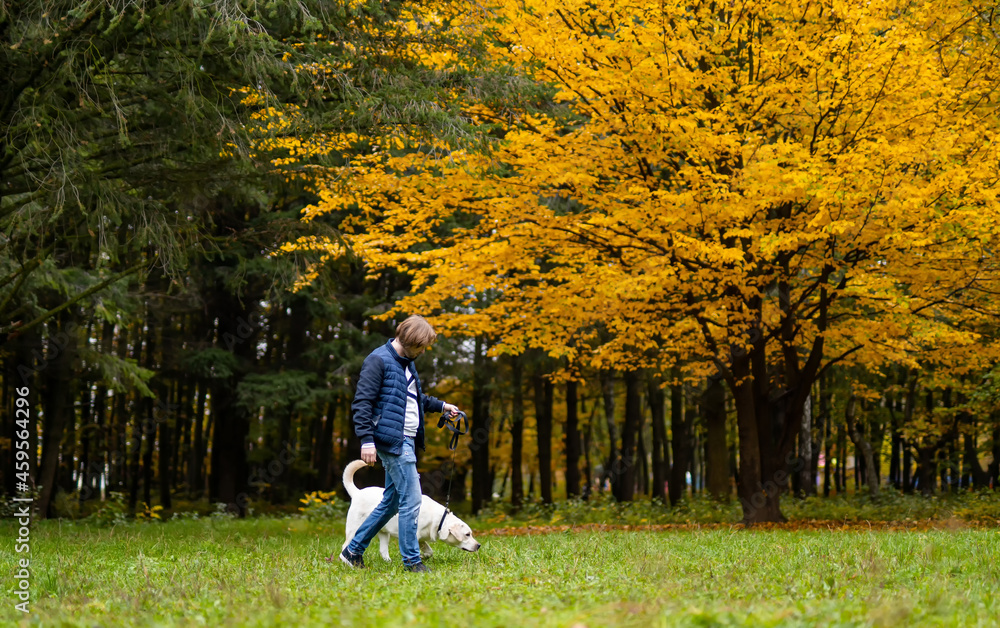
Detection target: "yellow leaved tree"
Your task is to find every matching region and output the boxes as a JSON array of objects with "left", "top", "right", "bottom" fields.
[{"left": 293, "top": 0, "right": 1000, "bottom": 522}]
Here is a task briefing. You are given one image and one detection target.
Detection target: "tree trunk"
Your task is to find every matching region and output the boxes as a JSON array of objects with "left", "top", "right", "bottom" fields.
[
  {"left": 490, "top": 408, "right": 507, "bottom": 496},
  {"left": 648, "top": 377, "right": 668, "bottom": 502},
  {"left": 142, "top": 402, "right": 154, "bottom": 509},
  {"left": 963, "top": 428, "right": 988, "bottom": 489},
  {"left": 732, "top": 355, "right": 785, "bottom": 523},
  {"left": 845, "top": 394, "right": 878, "bottom": 498},
  {"left": 940, "top": 390, "right": 953, "bottom": 492},
  {"left": 728, "top": 407, "right": 737, "bottom": 491},
  {"left": 470, "top": 336, "right": 493, "bottom": 513},
  {"left": 871, "top": 404, "right": 885, "bottom": 489},
  {"left": 989, "top": 424, "right": 999, "bottom": 490},
  {"left": 798, "top": 395, "right": 813, "bottom": 497},
  {"left": 901, "top": 377, "right": 915, "bottom": 493},
  {"left": 692, "top": 428, "right": 702, "bottom": 496},
  {"left": 916, "top": 446, "right": 935, "bottom": 496},
  {"left": 855, "top": 442, "right": 863, "bottom": 491},
  {"left": 668, "top": 377, "right": 691, "bottom": 507},
  {"left": 315, "top": 401, "right": 335, "bottom": 491},
  {"left": 703, "top": 375, "right": 729, "bottom": 500},
  {"left": 565, "top": 378, "right": 581, "bottom": 498},
  {"left": 107, "top": 325, "right": 130, "bottom": 494},
  {"left": 902, "top": 438, "right": 913, "bottom": 493},
  {"left": 510, "top": 355, "right": 525, "bottom": 509},
  {"left": 189, "top": 383, "right": 207, "bottom": 498},
  {"left": 531, "top": 362, "right": 553, "bottom": 504},
  {"left": 80, "top": 319, "right": 107, "bottom": 503},
  {"left": 582, "top": 398, "right": 595, "bottom": 499},
  {"left": 533, "top": 370, "right": 554, "bottom": 504},
  {"left": 615, "top": 370, "right": 641, "bottom": 502},
  {"left": 822, "top": 389, "right": 832, "bottom": 497},
  {"left": 308, "top": 409, "right": 322, "bottom": 487},
  {"left": 77, "top": 379, "right": 93, "bottom": 505},
  {"left": 38, "top": 315, "right": 78, "bottom": 518},
  {"left": 127, "top": 344, "right": 144, "bottom": 514},
  {"left": 210, "top": 378, "right": 249, "bottom": 515},
  {"left": 890, "top": 383, "right": 902, "bottom": 490},
  {"left": 140, "top": 323, "right": 159, "bottom": 510},
  {"left": 173, "top": 381, "right": 188, "bottom": 490},
  {"left": 497, "top": 466, "right": 510, "bottom": 499},
  {"left": 209, "top": 297, "right": 257, "bottom": 517},
  {"left": 281, "top": 297, "right": 309, "bottom": 499},
  {"left": 688, "top": 388, "right": 701, "bottom": 496},
  {"left": 599, "top": 370, "right": 618, "bottom": 494},
  {"left": 636, "top": 385, "right": 649, "bottom": 497},
  {"left": 809, "top": 392, "right": 823, "bottom": 497},
  {"left": 274, "top": 406, "right": 294, "bottom": 505},
  {"left": 836, "top": 424, "right": 847, "bottom": 494},
  {"left": 156, "top": 409, "right": 173, "bottom": 510},
  {"left": 59, "top": 329, "right": 80, "bottom": 497},
  {"left": 157, "top": 379, "right": 173, "bottom": 511}
]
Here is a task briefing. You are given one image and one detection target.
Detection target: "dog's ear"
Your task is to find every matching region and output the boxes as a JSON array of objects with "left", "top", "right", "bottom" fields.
[
  {"left": 447, "top": 523, "right": 462, "bottom": 540},
  {"left": 436, "top": 519, "right": 453, "bottom": 540}
]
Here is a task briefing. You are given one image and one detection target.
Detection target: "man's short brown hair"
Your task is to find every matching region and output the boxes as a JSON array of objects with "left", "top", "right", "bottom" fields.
[{"left": 395, "top": 315, "right": 437, "bottom": 349}]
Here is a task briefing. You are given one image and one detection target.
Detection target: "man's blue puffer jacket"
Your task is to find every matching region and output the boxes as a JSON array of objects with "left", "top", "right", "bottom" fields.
[{"left": 352, "top": 339, "right": 443, "bottom": 454}]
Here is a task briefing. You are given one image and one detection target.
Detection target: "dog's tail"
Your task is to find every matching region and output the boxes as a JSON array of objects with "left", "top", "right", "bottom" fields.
[{"left": 342, "top": 460, "right": 368, "bottom": 499}]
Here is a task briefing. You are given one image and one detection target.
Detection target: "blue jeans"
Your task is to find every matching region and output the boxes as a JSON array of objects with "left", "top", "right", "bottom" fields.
[{"left": 346, "top": 437, "right": 422, "bottom": 565}]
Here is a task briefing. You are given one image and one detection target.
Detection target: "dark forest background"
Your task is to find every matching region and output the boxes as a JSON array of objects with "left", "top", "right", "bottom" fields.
[{"left": 2, "top": 1, "right": 998, "bottom": 521}]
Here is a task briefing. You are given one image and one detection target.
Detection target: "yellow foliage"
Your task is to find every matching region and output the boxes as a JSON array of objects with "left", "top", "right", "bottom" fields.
[
  {"left": 136, "top": 503, "right": 163, "bottom": 522},
  {"left": 298, "top": 490, "right": 338, "bottom": 511},
  {"left": 285, "top": 1, "right": 1000, "bottom": 386}
]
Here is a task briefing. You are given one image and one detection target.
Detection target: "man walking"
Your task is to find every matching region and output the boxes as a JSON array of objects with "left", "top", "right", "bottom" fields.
[{"left": 338, "top": 315, "right": 459, "bottom": 573}]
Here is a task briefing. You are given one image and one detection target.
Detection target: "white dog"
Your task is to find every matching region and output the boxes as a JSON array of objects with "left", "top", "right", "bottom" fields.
[{"left": 339, "top": 459, "right": 481, "bottom": 562}]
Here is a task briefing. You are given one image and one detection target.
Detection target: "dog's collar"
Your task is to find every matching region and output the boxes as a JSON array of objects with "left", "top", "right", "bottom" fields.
[{"left": 437, "top": 509, "right": 450, "bottom": 536}]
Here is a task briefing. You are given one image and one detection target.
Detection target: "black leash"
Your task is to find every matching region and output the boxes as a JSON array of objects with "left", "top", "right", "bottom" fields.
[
  {"left": 436, "top": 410, "right": 468, "bottom": 535},
  {"left": 438, "top": 409, "right": 469, "bottom": 451}
]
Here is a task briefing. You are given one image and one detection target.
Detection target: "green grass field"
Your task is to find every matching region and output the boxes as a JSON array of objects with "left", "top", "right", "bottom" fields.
[{"left": 2, "top": 517, "right": 998, "bottom": 627}]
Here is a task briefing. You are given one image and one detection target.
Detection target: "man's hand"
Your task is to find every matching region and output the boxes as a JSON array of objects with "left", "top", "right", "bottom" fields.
[
  {"left": 361, "top": 444, "right": 377, "bottom": 466},
  {"left": 442, "top": 403, "right": 460, "bottom": 417}
]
